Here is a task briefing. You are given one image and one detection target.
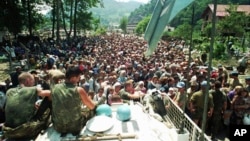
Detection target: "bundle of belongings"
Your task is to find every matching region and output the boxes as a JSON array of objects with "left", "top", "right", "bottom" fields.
[{"left": 143, "top": 89, "right": 167, "bottom": 122}]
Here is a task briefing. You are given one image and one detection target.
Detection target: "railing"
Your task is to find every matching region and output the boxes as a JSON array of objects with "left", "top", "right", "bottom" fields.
[{"left": 165, "top": 96, "right": 211, "bottom": 141}]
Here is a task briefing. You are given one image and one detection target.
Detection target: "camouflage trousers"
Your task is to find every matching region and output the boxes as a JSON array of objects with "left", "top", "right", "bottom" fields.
[
  {"left": 82, "top": 107, "right": 95, "bottom": 125},
  {"left": 3, "top": 109, "right": 51, "bottom": 139}
]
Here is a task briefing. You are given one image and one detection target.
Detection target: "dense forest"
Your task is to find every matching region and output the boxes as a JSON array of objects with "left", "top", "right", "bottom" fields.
[{"left": 128, "top": 0, "right": 250, "bottom": 26}]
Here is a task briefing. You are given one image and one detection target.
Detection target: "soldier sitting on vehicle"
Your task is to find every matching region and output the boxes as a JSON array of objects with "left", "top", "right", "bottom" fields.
[
  {"left": 3, "top": 72, "right": 51, "bottom": 140},
  {"left": 51, "top": 66, "right": 96, "bottom": 135}
]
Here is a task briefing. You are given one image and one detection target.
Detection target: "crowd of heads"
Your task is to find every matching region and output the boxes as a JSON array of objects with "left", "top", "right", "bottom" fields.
[
  {"left": 1, "top": 33, "right": 249, "bottom": 97},
  {"left": 0, "top": 34, "right": 249, "bottom": 123}
]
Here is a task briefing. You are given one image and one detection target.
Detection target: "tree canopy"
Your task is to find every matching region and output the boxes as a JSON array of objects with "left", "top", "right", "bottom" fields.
[
  {"left": 129, "top": 0, "right": 250, "bottom": 28},
  {"left": 0, "top": 0, "right": 103, "bottom": 40},
  {"left": 135, "top": 15, "right": 151, "bottom": 35},
  {"left": 119, "top": 16, "right": 128, "bottom": 34}
]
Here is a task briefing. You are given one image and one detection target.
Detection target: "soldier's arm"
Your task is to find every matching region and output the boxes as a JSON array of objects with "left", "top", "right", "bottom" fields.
[
  {"left": 77, "top": 87, "right": 96, "bottom": 110},
  {"left": 37, "top": 88, "right": 51, "bottom": 99}
]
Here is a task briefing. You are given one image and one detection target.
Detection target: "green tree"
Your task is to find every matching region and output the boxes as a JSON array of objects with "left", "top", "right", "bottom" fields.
[
  {"left": 119, "top": 16, "right": 128, "bottom": 35},
  {"left": 0, "top": 0, "right": 102, "bottom": 40},
  {"left": 75, "top": 0, "right": 103, "bottom": 34},
  {"left": 217, "top": 4, "right": 250, "bottom": 54},
  {"left": 129, "top": 0, "right": 249, "bottom": 30},
  {"left": 217, "top": 4, "right": 247, "bottom": 37},
  {"left": 57, "top": 0, "right": 102, "bottom": 40},
  {"left": 95, "top": 26, "right": 107, "bottom": 35},
  {"left": 171, "top": 23, "right": 192, "bottom": 40},
  {"left": 128, "top": 0, "right": 157, "bottom": 24},
  {"left": 135, "top": 15, "right": 151, "bottom": 35},
  {"left": 1, "top": 0, "right": 22, "bottom": 36},
  {"left": 73, "top": 0, "right": 102, "bottom": 37},
  {"left": 0, "top": 0, "right": 52, "bottom": 36},
  {"left": 213, "top": 39, "right": 226, "bottom": 59},
  {"left": 92, "top": 17, "right": 101, "bottom": 31}
]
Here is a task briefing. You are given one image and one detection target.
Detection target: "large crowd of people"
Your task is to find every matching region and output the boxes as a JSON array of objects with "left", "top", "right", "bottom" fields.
[{"left": 0, "top": 33, "right": 249, "bottom": 140}]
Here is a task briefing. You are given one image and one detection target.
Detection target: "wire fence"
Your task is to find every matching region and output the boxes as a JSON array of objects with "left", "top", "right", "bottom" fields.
[{"left": 165, "top": 95, "right": 212, "bottom": 141}]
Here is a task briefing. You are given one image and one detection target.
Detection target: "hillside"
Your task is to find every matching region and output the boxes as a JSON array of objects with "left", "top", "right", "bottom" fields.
[
  {"left": 128, "top": 0, "right": 250, "bottom": 26},
  {"left": 89, "top": 0, "right": 144, "bottom": 26}
]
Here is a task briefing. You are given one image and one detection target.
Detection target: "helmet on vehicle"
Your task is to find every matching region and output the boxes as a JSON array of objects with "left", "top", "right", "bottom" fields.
[
  {"left": 116, "top": 104, "right": 131, "bottom": 121},
  {"left": 243, "top": 113, "right": 250, "bottom": 125},
  {"left": 96, "top": 104, "right": 112, "bottom": 117}
]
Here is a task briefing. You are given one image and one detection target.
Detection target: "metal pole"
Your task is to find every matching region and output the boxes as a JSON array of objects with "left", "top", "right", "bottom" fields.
[
  {"left": 188, "top": 2, "right": 195, "bottom": 78},
  {"left": 179, "top": 2, "right": 196, "bottom": 134},
  {"left": 200, "top": 0, "right": 217, "bottom": 140}
]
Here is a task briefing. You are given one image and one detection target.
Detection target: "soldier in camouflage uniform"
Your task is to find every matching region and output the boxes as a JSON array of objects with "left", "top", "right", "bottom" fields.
[
  {"left": 3, "top": 72, "right": 51, "bottom": 139},
  {"left": 51, "top": 66, "right": 96, "bottom": 135}
]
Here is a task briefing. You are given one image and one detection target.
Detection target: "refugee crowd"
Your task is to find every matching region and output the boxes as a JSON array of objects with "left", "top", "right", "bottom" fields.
[{"left": 0, "top": 33, "right": 250, "bottom": 140}]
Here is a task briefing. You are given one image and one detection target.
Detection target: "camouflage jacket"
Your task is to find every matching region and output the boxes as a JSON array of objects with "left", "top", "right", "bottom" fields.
[{"left": 51, "top": 83, "right": 83, "bottom": 134}]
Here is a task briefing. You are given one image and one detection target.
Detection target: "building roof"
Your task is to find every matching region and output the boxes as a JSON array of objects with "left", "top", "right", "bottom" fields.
[{"left": 202, "top": 4, "right": 250, "bottom": 18}]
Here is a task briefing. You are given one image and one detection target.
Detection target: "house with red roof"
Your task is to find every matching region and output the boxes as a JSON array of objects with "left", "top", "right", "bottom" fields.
[{"left": 201, "top": 4, "right": 250, "bottom": 31}]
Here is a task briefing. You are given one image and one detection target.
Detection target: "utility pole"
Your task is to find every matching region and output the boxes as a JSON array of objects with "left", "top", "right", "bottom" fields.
[{"left": 201, "top": 0, "right": 217, "bottom": 140}]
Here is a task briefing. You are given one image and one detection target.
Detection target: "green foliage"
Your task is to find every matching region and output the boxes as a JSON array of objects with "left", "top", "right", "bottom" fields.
[
  {"left": 129, "top": 0, "right": 249, "bottom": 31},
  {"left": 191, "top": 4, "right": 250, "bottom": 60},
  {"left": 203, "top": 23, "right": 212, "bottom": 37},
  {"left": 192, "top": 36, "right": 228, "bottom": 60},
  {"left": 128, "top": 0, "right": 157, "bottom": 24},
  {"left": 217, "top": 4, "right": 248, "bottom": 37},
  {"left": 0, "top": 0, "right": 53, "bottom": 35},
  {"left": 59, "top": 0, "right": 102, "bottom": 38},
  {"left": 1, "top": 0, "right": 23, "bottom": 34},
  {"left": 0, "top": 0, "right": 102, "bottom": 37},
  {"left": 119, "top": 16, "right": 128, "bottom": 34},
  {"left": 114, "top": 0, "right": 250, "bottom": 62},
  {"left": 135, "top": 15, "right": 151, "bottom": 35},
  {"left": 91, "top": 17, "right": 101, "bottom": 31},
  {"left": 76, "top": 11, "right": 94, "bottom": 31},
  {"left": 33, "top": 13, "right": 46, "bottom": 31},
  {"left": 213, "top": 40, "right": 226, "bottom": 59},
  {"left": 94, "top": 26, "right": 107, "bottom": 35},
  {"left": 170, "top": 23, "right": 192, "bottom": 40}
]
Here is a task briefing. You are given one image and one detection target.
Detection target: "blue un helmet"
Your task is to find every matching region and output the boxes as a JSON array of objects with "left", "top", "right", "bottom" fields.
[
  {"left": 96, "top": 104, "right": 112, "bottom": 117},
  {"left": 116, "top": 104, "right": 131, "bottom": 121}
]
